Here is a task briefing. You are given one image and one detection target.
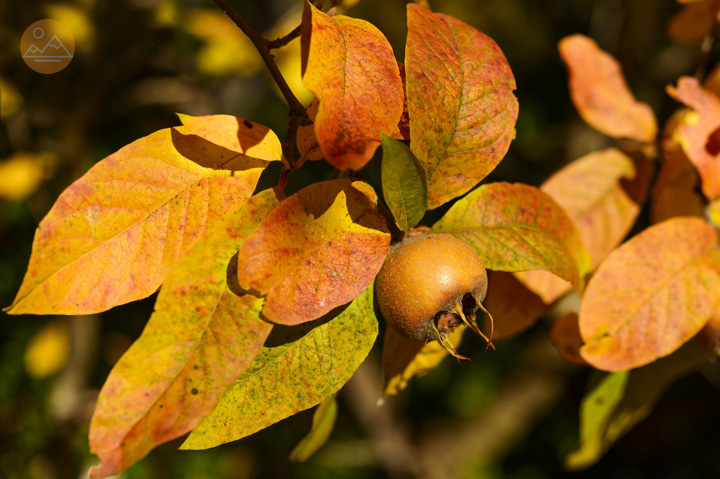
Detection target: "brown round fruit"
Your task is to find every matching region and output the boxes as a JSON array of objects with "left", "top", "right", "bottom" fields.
[{"left": 375, "top": 233, "right": 494, "bottom": 356}]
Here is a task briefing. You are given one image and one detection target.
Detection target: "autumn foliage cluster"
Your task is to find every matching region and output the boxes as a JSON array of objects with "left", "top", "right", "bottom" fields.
[{"left": 5, "top": 0, "right": 720, "bottom": 476}]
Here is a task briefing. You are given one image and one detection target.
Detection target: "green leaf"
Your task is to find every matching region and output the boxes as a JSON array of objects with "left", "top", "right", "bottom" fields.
[
  {"left": 289, "top": 395, "right": 338, "bottom": 463},
  {"left": 380, "top": 134, "right": 428, "bottom": 231},
  {"left": 432, "top": 182, "right": 592, "bottom": 291},
  {"left": 180, "top": 283, "right": 378, "bottom": 450},
  {"left": 567, "top": 344, "right": 709, "bottom": 470}
]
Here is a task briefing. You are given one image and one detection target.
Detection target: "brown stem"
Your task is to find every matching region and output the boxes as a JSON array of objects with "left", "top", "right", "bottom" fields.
[
  {"left": 267, "top": 25, "right": 301, "bottom": 50},
  {"left": 210, "top": 0, "right": 307, "bottom": 170}
]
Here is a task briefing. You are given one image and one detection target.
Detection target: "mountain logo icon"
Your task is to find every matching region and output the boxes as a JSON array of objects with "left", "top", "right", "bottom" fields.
[{"left": 20, "top": 20, "right": 75, "bottom": 74}]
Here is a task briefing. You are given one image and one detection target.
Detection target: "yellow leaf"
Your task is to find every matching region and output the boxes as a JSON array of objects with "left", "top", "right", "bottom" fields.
[
  {"left": 25, "top": 319, "right": 69, "bottom": 378},
  {"left": 154, "top": 0, "right": 180, "bottom": 26},
  {"left": 46, "top": 4, "right": 96, "bottom": 49},
  {"left": 383, "top": 326, "right": 466, "bottom": 395},
  {"left": 289, "top": 396, "right": 338, "bottom": 462},
  {"left": 7, "top": 115, "right": 278, "bottom": 315},
  {"left": 184, "top": 9, "right": 263, "bottom": 77},
  {"left": 265, "top": 11, "right": 314, "bottom": 105},
  {"left": 0, "top": 152, "right": 53, "bottom": 201},
  {"left": 0, "top": 76, "right": 24, "bottom": 118}
]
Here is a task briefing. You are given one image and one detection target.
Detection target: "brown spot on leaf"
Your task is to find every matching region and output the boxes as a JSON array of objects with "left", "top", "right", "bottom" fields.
[{"left": 706, "top": 127, "right": 720, "bottom": 156}]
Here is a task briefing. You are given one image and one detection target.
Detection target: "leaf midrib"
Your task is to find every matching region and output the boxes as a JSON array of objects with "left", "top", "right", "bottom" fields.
[{"left": 13, "top": 169, "right": 217, "bottom": 309}]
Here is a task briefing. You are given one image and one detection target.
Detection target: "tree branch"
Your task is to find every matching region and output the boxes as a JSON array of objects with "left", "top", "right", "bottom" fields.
[
  {"left": 210, "top": 0, "right": 307, "bottom": 169},
  {"left": 267, "top": 25, "right": 302, "bottom": 50}
]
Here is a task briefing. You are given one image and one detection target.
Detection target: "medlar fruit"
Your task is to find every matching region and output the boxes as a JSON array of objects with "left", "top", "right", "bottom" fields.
[{"left": 375, "top": 233, "right": 494, "bottom": 359}]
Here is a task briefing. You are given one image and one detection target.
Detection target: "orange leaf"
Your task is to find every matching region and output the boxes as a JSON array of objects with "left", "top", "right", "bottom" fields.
[
  {"left": 392, "top": 62, "right": 410, "bottom": 141},
  {"left": 559, "top": 35, "right": 657, "bottom": 143},
  {"left": 514, "top": 270, "right": 571, "bottom": 306},
  {"left": 296, "top": 98, "right": 324, "bottom": 162},
  {"left": 667, "top": 1, "right": 720, "bottom": 44},
  {"left": 88, "top": 189, "right": 277, "bottom": 478},
  {"left": 541, "top": 148, "right": 640, "bottom": 268},
  {"left": 551, "top": 313, "right": 588, "bottom": 366},
  {"left": 300, "top": 1, "right": 403, "bottom": 170},
  {"left": 382, "top": 327, "right": 424, "bottom": 394},
  {"left": 406, "top": 4, "right": 518, "bottom": 209},
  {"left": 516, "top": 150, "right": 642, "bottom": 304},
  {"left": 236, "top": 179, "right": 390, "bottom": 325},
  {"left": 651, "top": 144, "right": 704, "bottom": 223},
  {"left": 580, "top": 217, "right": 720, "bottom": 371},
  {"left": 6, "top": 115, "right": 280, "bottom": 315},
  {"left": 666, "top": 76, "right": 720, "bottom": 199},
  {"left": 483, "top": 271, "right": 549, "bottom": 340}
]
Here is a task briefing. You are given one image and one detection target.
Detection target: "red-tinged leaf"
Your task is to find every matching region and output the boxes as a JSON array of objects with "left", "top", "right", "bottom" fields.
[
  {"left": 236, "top": 179, "right": 390, "bottom": 325},
  {"left": 406, "top": 4, "right": 518, "bottom": 209},
  {"left": 88, "top": 188, "right": 277, "bottom": 478},
  {"left": 559, "top": 35, "right": 657, "bottom": 143},
  {"left": 297, "top": 65, "right": 408, "bottom": 162},
  {"left": 180, "top": 283, "right": 378, "bottom": 450},
  {"left": 541, "top": 148, "right": 640, "bottom": 267},
  {"left": 651, "top": 145, "right": 704, "bottom": 223},
  {"left": 392, "top": 62, "right": 410, "bottom": 140},
  {"left": 382, "top": 325, "right": 466, "bottom": 395},
  {"left": 297, "top": 98, "right": 324, "bottom": 162},
  {"left": 300, "top": 1, "right": 403, "bottom": 170},
  {"left": 551, "top": 313, "right": 588, "bottom": 366},
  {"left": 667, "top": 1, "right": 720, "bottom": 44},
  {"left": 482, "top": 271, "right": 549, "bottom": 340},
  {"left": 667, "top": 76, "right": 720, "bottom": 199},
  {"left": 580, "top": 217, "right": 720, "bottom": 371},
  {"left": 432, "top": 182, "right": 592, "bottom": 291},
  {"left": 6, "top": 115, "right": 280, "bottom": 315}
]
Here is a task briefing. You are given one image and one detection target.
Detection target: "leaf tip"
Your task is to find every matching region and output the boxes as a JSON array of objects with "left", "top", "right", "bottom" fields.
[{"left": 175, "top": 112, "right": 191, "bottom": 124}]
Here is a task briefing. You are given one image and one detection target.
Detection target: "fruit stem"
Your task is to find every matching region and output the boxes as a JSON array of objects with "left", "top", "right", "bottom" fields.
[
  {"left": 475, "top": 300, "right": 496, "bottom": 351},
  {"left": 431, "top": 324, "right": 469, "bottom": 361}
]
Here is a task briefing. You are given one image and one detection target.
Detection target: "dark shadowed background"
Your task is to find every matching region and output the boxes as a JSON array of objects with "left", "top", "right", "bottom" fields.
[{"left": 1, "top": 0, "right": 719, "bottom": 478}]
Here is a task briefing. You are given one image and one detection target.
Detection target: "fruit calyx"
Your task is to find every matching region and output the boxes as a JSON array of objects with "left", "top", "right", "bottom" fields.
[{"left": 375, "top": 233, "right": 495, "bottom": 360}]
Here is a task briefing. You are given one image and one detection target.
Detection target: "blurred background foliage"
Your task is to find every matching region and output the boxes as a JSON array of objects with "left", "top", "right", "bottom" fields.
[{"left": 1, "top": 0, "right": 720, "bottom": 478}]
